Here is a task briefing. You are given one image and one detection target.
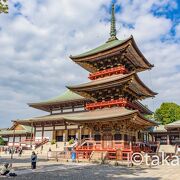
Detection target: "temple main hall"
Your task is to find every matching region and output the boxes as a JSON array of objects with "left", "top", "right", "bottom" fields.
[{"left": 15, "top": 4, "right": 158, "bottom": 160}]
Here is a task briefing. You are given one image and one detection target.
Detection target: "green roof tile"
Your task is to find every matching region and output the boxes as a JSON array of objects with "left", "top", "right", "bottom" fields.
[
  {"left": 71, "top": 39, "right": 125, "bottom": 59},
  {"left": 21, "top": 125, "right": 33, "bottom": 132},
  {"left": 0, "top": 130, "right": 31, "bottom": 135},
  {"left": 46, "top": 90, "right": 84, "bottom": 102},
  {"left": 29, "top": 90, "right": 84, "bottom": 105}
]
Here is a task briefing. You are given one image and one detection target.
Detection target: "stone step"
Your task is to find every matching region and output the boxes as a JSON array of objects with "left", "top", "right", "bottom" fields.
[
  {"left": 90, "top": 151, "right": 107, "bottom": 160},
  {"left": 158, "top": 145, "right": 176, "bottom": 153}
]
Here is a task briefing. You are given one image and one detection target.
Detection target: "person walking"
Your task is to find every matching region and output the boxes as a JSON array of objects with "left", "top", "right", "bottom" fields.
[{"left": 31, "top": 151, "right": 37, "bottom": 169}]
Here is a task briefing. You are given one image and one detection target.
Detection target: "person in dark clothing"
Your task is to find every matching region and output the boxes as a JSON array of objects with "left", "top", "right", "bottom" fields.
[
  {"left": 19, "top": 148, "right": 23, "bottom": 157},
  {"left": 9, "top": 149, "right": 12, "bottom": 154},
  {"left": 31, "top": 151, "right": 37, "bottom": 169}
]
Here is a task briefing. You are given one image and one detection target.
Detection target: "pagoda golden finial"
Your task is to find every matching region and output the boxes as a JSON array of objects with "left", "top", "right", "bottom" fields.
[{"left": 107, "top": 3, "right": 118, "bottom": 42}]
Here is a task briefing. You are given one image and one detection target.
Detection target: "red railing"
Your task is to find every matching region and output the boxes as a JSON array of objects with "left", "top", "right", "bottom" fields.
[
  {"left": 75, "top": 140, "right": 154, "bottom": 160},
  {"left": 86, "top": 98, "right": 127, "bottom": 110},
  {"left": 76, "top": 140, "right": 131, "bottom": 151},
  {"left": 88, "top": 66, "right": 128, "bottom": 80},
  {"left": 86, "top": 98, "right": 139, "bottom": 110},
  {"left": 76, "top": 151, "right": 91, "bottom": 159}
]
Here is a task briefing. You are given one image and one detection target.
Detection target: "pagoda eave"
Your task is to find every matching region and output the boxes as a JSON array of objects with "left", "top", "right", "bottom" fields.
[
  {"left": 14, "top": 107, "right": 157, "bottom": 127},
  {"left": 67, "top": 73, "right": 157, "bottom": 99},
  {"left": 28, "top": 99, "right": 87, "bottom": 112},
  {"left": 27, "top": 90, "right": 88, "bottom": 112},
  {"left": 70, "top": 36, "right": 153, "bottom": 73}
]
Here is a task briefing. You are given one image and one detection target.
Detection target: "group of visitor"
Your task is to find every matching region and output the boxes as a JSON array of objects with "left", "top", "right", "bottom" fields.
[
  {"left": 0, "top": 151, "right": 37, "bottom": 177},
  {"left": 4, "top": 147, "right": 23, "bottom": 156}
]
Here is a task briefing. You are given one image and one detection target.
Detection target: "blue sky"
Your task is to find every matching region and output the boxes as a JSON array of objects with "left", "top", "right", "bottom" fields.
[{"left": 0, "top": 0, "right": 180, "bottom": 127}]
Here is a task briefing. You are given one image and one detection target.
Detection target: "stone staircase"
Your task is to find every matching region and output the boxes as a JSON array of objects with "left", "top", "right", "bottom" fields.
[
  {"left": 35, "top": 142, "right": 65, "bottom": 155},
  {"left": 90, "top": 151, "right": 107, "bottom": 161},
  {"left": 158, "top": 145, "right": 176, "bottom": 154}
]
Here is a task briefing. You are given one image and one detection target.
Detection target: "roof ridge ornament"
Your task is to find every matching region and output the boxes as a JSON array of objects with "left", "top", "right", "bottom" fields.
[{"left": 107, "top": 3, "right": 118, "bottom": 42}]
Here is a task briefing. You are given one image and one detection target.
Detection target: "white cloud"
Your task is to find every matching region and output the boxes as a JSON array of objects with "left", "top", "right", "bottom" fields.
[
  {"left": 0, "top": 0, "right": 179, "bottom": 127},
  {"left": 175, "top": 23, "right": 180, "bottom": 38}
]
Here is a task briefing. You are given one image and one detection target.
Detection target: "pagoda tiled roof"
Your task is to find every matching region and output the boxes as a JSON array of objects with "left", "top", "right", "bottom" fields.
[
  {"left": 67, "top": 72, "right": 157, "bottom": 99},
  {"left": 14, "top": 107, "right": 157, "bottom": 127},
  {"left": 28, "top": 90, "right": 85, "bottom": 107},
  {"left": 28, "top": 88, "right": 152, "bottom": 114},
  {"left": 70, "top": 36, "right": 153, "bottom": 73},
  {"left": 71, "top": 38, "right": 125, "bottom": 59}
]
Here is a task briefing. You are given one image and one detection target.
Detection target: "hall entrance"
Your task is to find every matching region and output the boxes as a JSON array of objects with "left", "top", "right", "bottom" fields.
[{"left": 102, "top": 132, "right": 113, "bottom": 149}]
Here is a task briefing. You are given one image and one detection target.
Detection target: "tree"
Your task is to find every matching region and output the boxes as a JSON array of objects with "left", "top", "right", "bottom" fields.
[
  {"left": 0, "top": 136, "right": 5, "bottom": 145},
  {"left": 154, "top": 102, "right": 180, "bottom": 124},
  {"left": 0, "top": 0, "right": 8, "bottom": 13}
]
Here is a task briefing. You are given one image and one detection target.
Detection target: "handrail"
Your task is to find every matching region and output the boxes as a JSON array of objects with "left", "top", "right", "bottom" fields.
[
  {"left": 85, "top": 98, "right": 143, "bottom": 111},
  {"left": 86, "top": 98, "right": 128, "bottom": 110},
  {"left": 156, "top": 141, "right": 160, "bottom": 154},
  {"left": 88, "top": 66, "right": 128, "bottom": 80},
  {"left": 47, "top": 151, "right": 71, "bottom": 161},
  {"left": 35, "top": 139, "right": 49, "bottom": 149}
]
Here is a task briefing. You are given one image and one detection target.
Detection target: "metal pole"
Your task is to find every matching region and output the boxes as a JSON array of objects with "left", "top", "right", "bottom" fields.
[
  {"left": 30, "top": 123, "right": 33, "bottom": 148},
  {"left": 11, "top": 129, "right": 15, "bottom": 159},
  {"left": 80, "top": 126, "right": 82, "bottom": 144}
]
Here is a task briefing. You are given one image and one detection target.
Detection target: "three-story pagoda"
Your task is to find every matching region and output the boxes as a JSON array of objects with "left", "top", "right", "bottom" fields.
[
  {"left": 15, "top": 4, "right": 157, "bottom": 156},
  {"left": 67, "top": 4, "right": 157, "bottom": 146}
]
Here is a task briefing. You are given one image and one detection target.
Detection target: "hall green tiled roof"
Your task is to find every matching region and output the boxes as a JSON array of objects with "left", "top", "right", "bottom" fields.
[
  {"left": 0, "top": 129, "right": 31, "bottom": 135},
  {"left": 150, "top": 125, "right": 167, "bottom": 133},
  {"left": 165, "top": 120, "right": 180, "bottom": 128},
  {"left": 0, "top": 124, "right": 32, "bottom": 136},
  {"left": 28, "top": 90, "right": 85, "bottom": 106},
  {"left": 21, "top": 125, "right": 32, "bottom": 132},
  {"left": 71, "top": 39, "right": 125, "bottom": 59}
]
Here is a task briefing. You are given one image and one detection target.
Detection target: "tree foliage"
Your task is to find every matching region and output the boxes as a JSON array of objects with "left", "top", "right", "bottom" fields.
[
  {"left": 0, "top": 136, "right": 5, "bottom": 145},
  {"left": 0, "top": 0, "right": 8, "bottom": 13},
  {"left": 154, "top": 102, "right": 180, "bottom": 124}
]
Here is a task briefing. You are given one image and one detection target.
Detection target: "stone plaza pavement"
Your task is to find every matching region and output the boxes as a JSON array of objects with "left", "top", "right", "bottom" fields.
[{"left": 0, "top": 155, "right": 180, "bottom": 180}]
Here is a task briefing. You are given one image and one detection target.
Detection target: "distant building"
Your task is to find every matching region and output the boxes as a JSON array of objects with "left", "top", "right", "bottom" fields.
[
  {"left": 0, "top": 123, "right": 32, "bottom": 148},
  {"left": 149, "top": 120, "right": 180, "bottom": 145}
]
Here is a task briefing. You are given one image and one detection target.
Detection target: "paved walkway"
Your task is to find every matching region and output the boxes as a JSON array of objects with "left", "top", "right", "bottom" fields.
[{"left": 0, "top": 156, "right": 180, "bottom": 180}]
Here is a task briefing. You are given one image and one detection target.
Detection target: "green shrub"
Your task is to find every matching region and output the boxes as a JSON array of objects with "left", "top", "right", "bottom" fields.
[
  {"left": 68, "top": 139, "right": 74, "bottom": 145},
  {"left": 0, "top": 137, "right": 5, "bottom": 145},
  {"left": 51, "top": 140, "right": 56, "bottom": 145}
]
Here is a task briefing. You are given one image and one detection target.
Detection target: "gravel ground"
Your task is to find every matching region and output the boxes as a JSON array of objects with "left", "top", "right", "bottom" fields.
[{"left": 0, "top": 165, "right": 158, "bottom": 180}]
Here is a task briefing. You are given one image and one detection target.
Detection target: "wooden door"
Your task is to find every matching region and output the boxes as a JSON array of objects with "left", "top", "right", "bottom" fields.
[{"left": 102, "top": 133, "right": 113, "bottom": 149}]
